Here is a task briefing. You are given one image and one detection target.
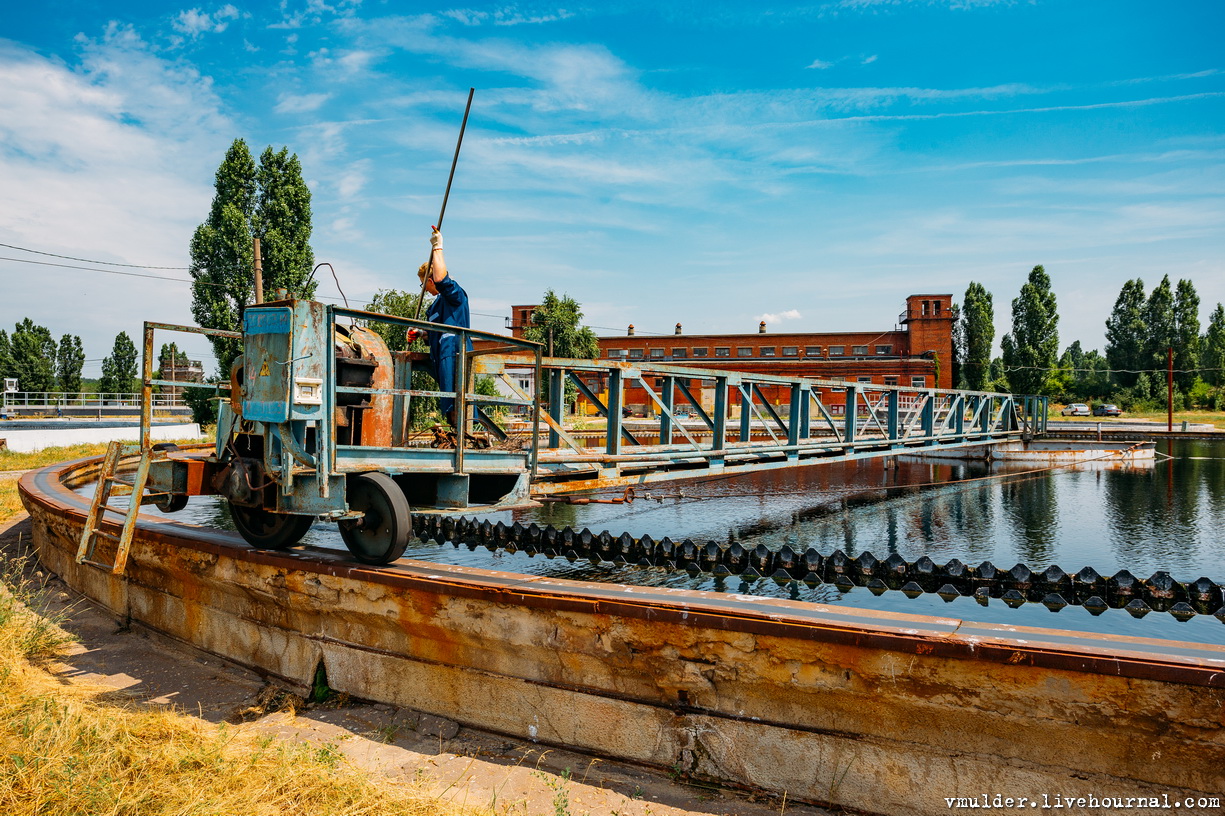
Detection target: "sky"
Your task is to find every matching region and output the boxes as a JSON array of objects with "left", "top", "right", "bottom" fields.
[{"left": 1, "top": 0, "right": 1222, "bottom": 381}]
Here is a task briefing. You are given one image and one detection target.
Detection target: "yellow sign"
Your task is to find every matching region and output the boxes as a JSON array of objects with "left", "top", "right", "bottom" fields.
[{"left": 258, "top": 361, "right": 270, "bottom": 377}]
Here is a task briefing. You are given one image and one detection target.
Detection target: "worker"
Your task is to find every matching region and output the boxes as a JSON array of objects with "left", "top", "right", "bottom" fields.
[{"left": 407, "top": 228, "right": 471, "bottom": 429}]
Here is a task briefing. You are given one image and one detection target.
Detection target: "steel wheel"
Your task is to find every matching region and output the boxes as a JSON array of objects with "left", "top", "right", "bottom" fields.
[
  {"left": 229, "top": 501, "right": 314, "bottom": 550},
  {"left": 338, "top": 472, "right": 411, "bottom": 565}
]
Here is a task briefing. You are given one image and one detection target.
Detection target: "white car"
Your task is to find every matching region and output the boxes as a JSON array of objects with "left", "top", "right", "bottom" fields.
[{"left": 1061, "top": 403, "right": 1091, "bottom": 416}]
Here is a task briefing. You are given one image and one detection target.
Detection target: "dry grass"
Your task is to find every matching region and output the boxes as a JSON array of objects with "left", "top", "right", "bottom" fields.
[
  {"left": 0, "top": 455, "right": 490, "bottom": 816},
  {"left": 0, "top": 442, "right": 115, "bottom": 473}
]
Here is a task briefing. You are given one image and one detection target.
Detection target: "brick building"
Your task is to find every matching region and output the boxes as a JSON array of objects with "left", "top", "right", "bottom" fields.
[{"left": 499, "top": 294, "right": 956, "bottom": 415}]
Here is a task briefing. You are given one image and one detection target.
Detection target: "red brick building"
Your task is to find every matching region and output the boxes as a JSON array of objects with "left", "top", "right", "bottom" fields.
[{"left": 500, "top": 294, "right": 956, "bottom": 414}]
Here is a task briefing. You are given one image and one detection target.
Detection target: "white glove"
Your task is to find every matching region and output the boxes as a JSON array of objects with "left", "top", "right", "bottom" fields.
[{"left": 430, "top": 228, "right": 443, "bottom": 252}]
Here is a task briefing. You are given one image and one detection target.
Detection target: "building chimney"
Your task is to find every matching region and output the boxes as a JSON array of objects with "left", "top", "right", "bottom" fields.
[
  {"left": 675, "top": 323, "right": 682, "bottom": 335},
  {"left": 759, "top": 320, "right": 767, "bottom": 334},
  {"left": 627, "top": 324, "right": 635, "bottom": 336}
]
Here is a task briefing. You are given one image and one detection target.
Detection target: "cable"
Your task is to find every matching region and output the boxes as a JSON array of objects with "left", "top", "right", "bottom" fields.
[{"left": 0, "top": 241, "right": 190, "bottom": 269}]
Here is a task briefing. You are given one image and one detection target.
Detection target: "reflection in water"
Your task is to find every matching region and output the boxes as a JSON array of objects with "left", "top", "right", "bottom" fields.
[{"left": 100, "top": 438, "right": 1225, "bottom": 646}]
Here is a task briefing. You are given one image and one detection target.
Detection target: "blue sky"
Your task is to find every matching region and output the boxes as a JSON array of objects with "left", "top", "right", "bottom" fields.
[{"left": 1, "top": 0, "right": 1222, "bottom": 379}]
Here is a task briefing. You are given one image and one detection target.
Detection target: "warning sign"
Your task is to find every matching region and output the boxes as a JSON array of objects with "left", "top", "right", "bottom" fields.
[{"left": 258, "top": 361, "right": 270, "bottom": 377}]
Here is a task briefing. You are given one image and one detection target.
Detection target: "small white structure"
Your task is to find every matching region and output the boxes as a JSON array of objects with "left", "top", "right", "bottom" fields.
[{"left": 3, "top": 378, "right": 17, "bottom": 393}]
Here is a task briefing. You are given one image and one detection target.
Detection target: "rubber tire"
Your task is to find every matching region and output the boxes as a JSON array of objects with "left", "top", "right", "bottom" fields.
[
  {"left": 338, "top": 472, "right": 411, "bottom": 565},
  {"left": 152, "top": 442, "right": 180, "bottom": 452},
  {"left": 228, "top": 501, "right": 314, "bottom": 550}
]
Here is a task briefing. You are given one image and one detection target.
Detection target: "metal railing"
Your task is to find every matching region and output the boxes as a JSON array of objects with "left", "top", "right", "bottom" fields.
[{"left": 3, "top": 391, "right": 188, "bottom": 409}]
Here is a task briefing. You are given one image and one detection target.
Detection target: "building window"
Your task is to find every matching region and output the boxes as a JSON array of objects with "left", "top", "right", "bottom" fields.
[
  {"left": 650, "top": 348, "right": 665, "bottom": 359},
  {"left": 782, "top": 346, "right": 798, "bottom": 357},
  {"left": 857, "top": 376, "right": 872, "bottom": 383},
  {"left": 912, "top": 376, "right": 926, "bottom": 388},
  {"left": 629, "top": 348, "right": 644, "bottom": 359},
  {"left": 884, "top": 376, "right": 898, "bottom": 386},
  {"left": 760, "top": 347, "right": 776, "bottom": 357},
  {"left": 737, "top": 347, "right": 752, "bottom": 357},
  {"left": 518, "top": 377, "right": 532, "bottom": 391},
  {"left": 672, "top": 348, "right": 687, "bottom": 358},
  {"left": 852, "top": 345, "right": 868, "bottom": 356},
  {"left": 606, "top": 348, "right": 626, "bottom": 359},
  {"left": 932, "top": 300, "right": 941, "bottom": 314},
  {"left": 715, "top": 347, "right": 730, "bottom": 357},
  {"left": 805, "top": 345, "right": 821, "bottom": 356},
  {"left": 829, "top": 346, "right": 845, "bottom": 356},
  {"left": 875, "top": 345, "right": 892, "bottom": 355},
  {"left": 693, "top": 347, "right": 709, "bottom": 358}
]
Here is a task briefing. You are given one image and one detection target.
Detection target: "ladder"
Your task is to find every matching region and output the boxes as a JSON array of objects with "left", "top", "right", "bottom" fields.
[{"left": 76, "top": 441, "right": 157, "bottom": 574}]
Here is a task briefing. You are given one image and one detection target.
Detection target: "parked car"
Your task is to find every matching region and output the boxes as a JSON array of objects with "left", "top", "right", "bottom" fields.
[
  {"left": 1093, "top": 403, "right": 1122, "bottom": 417},
  {"left": 1061, "top": 403, "right": 1091, "bottom": 416}
]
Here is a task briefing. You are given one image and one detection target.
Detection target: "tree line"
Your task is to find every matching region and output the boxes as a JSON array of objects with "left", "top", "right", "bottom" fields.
[{"left": 955, "top": 267, "right": 1225, "bottom": 410}]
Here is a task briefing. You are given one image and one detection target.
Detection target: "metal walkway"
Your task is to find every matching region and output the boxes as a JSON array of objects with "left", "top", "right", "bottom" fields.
[{"left": 478, "top": 355, "right": 1047, "bottom": 495}]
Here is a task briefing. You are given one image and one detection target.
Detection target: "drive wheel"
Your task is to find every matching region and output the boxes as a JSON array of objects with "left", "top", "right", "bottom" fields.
[
  {"left": 229, "top": 501, "right": 314, "bottom": 550},
  {"left": 338, "top": 472, "right": 411, "bottom": 565}
]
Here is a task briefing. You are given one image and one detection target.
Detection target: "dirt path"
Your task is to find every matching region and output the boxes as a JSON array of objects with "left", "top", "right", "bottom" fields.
[{"left": 1, "top": 514, "right": 836, "bottom": 816}]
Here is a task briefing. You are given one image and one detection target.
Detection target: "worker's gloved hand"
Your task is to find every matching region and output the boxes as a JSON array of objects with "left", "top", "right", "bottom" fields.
[
  {"left": 406, "top": 328, "right": 423, "bottom": 344},
  {"left": 430, "top": 227, "right": 443, "bottom": 252}
]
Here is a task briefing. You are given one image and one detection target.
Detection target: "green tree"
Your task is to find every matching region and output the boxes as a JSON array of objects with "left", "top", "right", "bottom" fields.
[
  {"left": 189, "top": 139, "right": 316, "bottom": 375},
  {"left": 520, "top": 291, "right": 599, "bottom": 359},
  {"left": 0, "top": 330, "right": 12, "bottom": 380},
  {"left": 1104, "top": 278, "right": 1146, "bottom": 389},
  {"left": 1172, "top": 278, "right": 1201, "bottom": 391},
  {"left": 10, "top": 318, "right": 56, "bottom": 393},
  {"left": 1000, "top": 265, "right": 1059, "bottom": 396},
  {"left": 961, "top": 282, "right": 994, "bottom": 391},
  {"left": 1203, "top": 303, "right": 1225, "bottom": 388},
  {"left": 99, "top": 332, "right": 139, "bottom": 396},
  {"left": 57, "top": 334, "right": 84, "bottom": 394},
  {"left": 1143, "top": 275, "right": 1176, "bottom": 376}
]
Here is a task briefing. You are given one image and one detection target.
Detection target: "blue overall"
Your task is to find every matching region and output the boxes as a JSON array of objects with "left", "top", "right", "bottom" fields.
[{"left": 425, "top": 274, "right": 472, "bottom": 418}]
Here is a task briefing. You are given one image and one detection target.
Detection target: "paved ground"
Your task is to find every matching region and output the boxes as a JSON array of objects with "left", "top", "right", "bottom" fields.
[{"left": 1, "top": 513, "right": 836, "bottom": 816}]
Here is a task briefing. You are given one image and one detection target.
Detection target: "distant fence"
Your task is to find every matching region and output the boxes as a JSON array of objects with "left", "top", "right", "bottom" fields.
[{"left": 2, "top": 391, "right": 187, "bottom": 410}]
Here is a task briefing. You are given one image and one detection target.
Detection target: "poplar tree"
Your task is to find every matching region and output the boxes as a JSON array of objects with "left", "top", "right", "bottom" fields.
[
  {"left": 0, "top": 330, "right": 12, "bottom": 380},
  {"left": 1203, "top": 304, "right": 1225, "bottom": 388},
  {"left": 521, "top": 291, "right": 599, "bottom": 359},
  {"left": 961, "top": 282, "right": 994, "bottom": 391},
  {"left": 1000, "top": 265, "right": 1059, "bottom": 396},
  {"left": 1143, "top": 275, "right": 1176, "bottom": 377},
  {"left": 99, "top": 332, "right": 139, "bottom": 396},
  {"left": 189, "top": 139, "right": 316, "bottom": 374},
  {"left": 57, "top": 334, "right": 84, "bottom": 394},
  {"left": 10, "top": 318, "right": 56, "bottom": 393},
  {"left": 1104, "top": 279, "right": 1146, "bottom": 389},
  {"left": 1172, "top": 278, "right": 1201, "bottom": 391}
]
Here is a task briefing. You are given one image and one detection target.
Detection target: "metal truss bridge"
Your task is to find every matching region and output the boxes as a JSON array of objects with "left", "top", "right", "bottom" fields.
[{"left": 477, "top": 354, "right": 1048, "bottom": 496}]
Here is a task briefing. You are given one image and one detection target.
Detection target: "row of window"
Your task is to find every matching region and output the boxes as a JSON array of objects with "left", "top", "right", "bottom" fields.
[{"left": 607, "top": 344, "right": 894, "bottom": 360}]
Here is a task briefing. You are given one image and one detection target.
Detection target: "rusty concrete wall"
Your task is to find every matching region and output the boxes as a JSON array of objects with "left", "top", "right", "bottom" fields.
[{"left": 18, "top": 458, "right": 1225, "bottom": 816}]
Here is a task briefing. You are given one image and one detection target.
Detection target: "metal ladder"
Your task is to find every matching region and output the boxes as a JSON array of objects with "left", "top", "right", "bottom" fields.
[{"left": 76, "top": 441, "right": 156, "bottom": 574}]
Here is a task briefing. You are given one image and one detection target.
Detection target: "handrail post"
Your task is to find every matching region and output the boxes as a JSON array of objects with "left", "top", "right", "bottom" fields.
[
  {"left": 140, "top": 322, "right": 154, "bottom": 451},
  {"left": 606, "top": 368, "right": 623, "bottom": 456}
]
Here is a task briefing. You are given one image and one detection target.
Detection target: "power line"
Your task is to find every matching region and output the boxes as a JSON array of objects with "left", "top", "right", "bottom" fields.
[{"left": 0, "top": 241, "right": 190, "bottom": 269}]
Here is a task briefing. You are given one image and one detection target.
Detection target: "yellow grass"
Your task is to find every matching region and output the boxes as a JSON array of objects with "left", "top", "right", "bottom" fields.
[{"left": 0, "top": 454, "right": 488, "bottom": 816}]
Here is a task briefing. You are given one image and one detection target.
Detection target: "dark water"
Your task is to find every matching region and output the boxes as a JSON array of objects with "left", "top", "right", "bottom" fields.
[{"left": 120, "top": 438, "right": 1225, "bottom": 646}]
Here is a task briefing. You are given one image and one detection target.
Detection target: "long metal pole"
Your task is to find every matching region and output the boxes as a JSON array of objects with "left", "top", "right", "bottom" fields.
[{"left": 413, "top": 87, "right": 475, "bottom": 321}]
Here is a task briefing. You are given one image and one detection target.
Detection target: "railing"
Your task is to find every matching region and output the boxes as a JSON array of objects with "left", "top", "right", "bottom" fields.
[
  {"left": 477, "top": 355, "right": 1046, "bottom": 493},
  {"left": 3, "top": 391, "right": 188, "bottom": 409}
]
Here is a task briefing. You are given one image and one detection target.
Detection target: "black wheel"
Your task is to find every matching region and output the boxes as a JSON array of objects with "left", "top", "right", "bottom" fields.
[
  {"left": 228, "top": 501, "right": 314, "bottom": 550},
  {"left": 338, "top": 472, "right": 411, "bottom": 565},
  {"left": 155, "top": 493, "right": 189, "bottom": 513},
  {"left": 152, "top": 442, "right": 180, "bottom": 452}
]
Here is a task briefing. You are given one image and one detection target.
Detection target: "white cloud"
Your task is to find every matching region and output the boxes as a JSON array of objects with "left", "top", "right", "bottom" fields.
[
  {"left": 274, "top": 91, "right": 331, "bottom": 113},
  {"left": 172, "top": 5, "right": 239, "bottom": 38},
  {"left": 806, "top": 58, "right": 833, "bottom": 70},
  {"left": 0, "top": 28, "right": 232, "bottom": 365},
  {"left": 759, "top": 309, "right": 803, "bottom": 324},
  {"left": 861, "top": 54, "right": 878, "bottom": 64},
  {"left": 441, "top": 6, "right": 575, "bottom": 26}
]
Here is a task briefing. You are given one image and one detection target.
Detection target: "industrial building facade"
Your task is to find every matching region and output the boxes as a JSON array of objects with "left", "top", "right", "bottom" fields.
[{"left": 499, "top": 293, "right": 956, "bottom": 415}]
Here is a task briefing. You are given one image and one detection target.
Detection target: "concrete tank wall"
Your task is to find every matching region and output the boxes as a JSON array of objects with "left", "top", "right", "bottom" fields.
[{"left": 18, "top": 457, "right": 1225, "bottom": 816}]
